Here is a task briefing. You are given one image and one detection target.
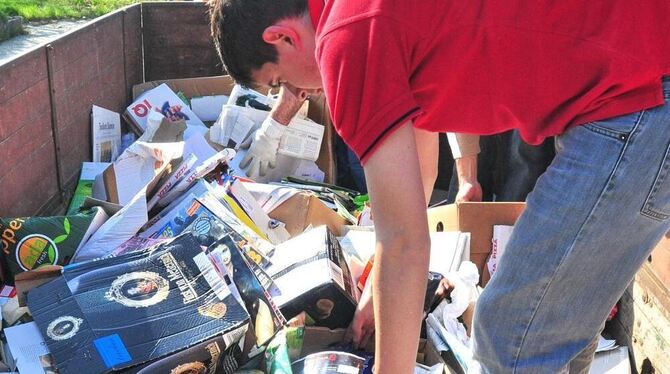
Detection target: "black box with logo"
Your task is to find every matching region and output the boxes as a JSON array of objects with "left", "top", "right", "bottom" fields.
[{"left": 27, "top": 234, "right": 249, "bottom": 374}]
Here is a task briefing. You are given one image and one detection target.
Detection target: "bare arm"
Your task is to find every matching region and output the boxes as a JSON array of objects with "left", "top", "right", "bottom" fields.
[
  {"left": 447, "top": 133, "right": 483, "bottom": 202},
  {"left": 364, "top": 121, "right": 431, "bottom": 373}
]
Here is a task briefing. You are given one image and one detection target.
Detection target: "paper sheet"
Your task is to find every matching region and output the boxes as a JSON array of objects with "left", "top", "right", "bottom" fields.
[
  {"left": 292, "top": 159, "right": 326, "bottom": 183},
  {"left": 338, "top": 231, "right": 471, "bottom": 283},
  {"left": 4, "top": 322, "right": 50, "bottom": 374},
  {"left": 105, "top": 141, "right": 185, "bottom": 206},
  {"left": 589, "top": 346, "right": 630, "bottom": 374},
  {"left": 73, "top": 188, "right": 149, "bottom": 262},
  {"left": 91, "top": 105, "right": 121, "bottom": 163},
  {"left": 190, "top": 95, "right": 228, "bottom": 122},
  {"left": 487, "top": 225, "right": 514, "bottom": 277},
  {"left": 241, "top": 182, "right": 301, "bottom": 213},
  {"left": 278, "top": 118, "right": 324, "bottom": 161},
  {"left": 596, "top": 336, "right": 618, "bottom": 353},
  {"left": 226, "top": 179, "right": 290, "bottom": 244},
  {"left": 146, "top": 154, "right": 198, "bottom": 210}
]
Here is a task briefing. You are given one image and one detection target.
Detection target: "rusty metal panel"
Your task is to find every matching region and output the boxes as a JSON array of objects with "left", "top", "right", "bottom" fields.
[
  {"left": 0, "top": 49, "right": 60, "bottom": 216},
  {"left": 142, "top": 2, "right": 223, "bottom": 81},
  {"left": 48, "top": 11, "right": 128, "bottom": 189}
]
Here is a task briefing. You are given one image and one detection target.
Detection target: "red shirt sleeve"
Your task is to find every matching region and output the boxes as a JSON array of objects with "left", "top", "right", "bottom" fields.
[{"left": 316, "top": 16, "right": 422, "bottom": 164}]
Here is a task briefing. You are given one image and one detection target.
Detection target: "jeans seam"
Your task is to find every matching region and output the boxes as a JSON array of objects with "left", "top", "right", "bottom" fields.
[
  {"left": 641, "top": 139, "right": 670, "bottom": 221},
  {"left": 512, "top": 114, "right": 640, "bottom": 373},
  {"left": 581, "top": 123, "right": 623, "bottom": 140}
]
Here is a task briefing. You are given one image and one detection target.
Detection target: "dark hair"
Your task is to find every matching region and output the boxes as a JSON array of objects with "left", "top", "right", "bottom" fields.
[{"left": 209, "top": 0, "right": 308, "bottom": 86}]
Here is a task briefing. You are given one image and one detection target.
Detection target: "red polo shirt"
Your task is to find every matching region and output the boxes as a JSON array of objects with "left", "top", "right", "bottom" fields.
[{"left": 309, "top": 0, "right": 670, "bottom": 163}]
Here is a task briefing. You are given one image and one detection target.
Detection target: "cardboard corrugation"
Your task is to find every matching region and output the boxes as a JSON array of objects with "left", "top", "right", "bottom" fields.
[
  {"left": 427, "top": 202, "right": 525, "bottom": 285},
  {"left": 269, "top": 193, "right": 348, "bottom": 238}
]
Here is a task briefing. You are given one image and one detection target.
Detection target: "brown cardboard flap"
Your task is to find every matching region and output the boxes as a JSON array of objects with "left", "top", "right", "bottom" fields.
[
  {"left": 102, "top": 165, "right": 120, "bottom": 203},
  {"left": 132, "top": 75, "right": 237, "bottom": 100},
  {"left": 14, "top": 265, "right": 62, "bottom": 307},
  {"left": 269, "top": 193, "right": 347, "bottom": 238},
  {"left": 427, "top": 202, "right": 525, "bottom": 284}
]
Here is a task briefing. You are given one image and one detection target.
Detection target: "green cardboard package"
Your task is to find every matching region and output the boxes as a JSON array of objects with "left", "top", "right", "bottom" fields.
[{"left": 0, "top": 208, "right": 108, "bottom": 284}]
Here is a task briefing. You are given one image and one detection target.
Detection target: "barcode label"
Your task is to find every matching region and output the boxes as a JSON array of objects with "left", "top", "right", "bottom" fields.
[{"left": 194, "top": 253, "right": 231, "bottom": 301}]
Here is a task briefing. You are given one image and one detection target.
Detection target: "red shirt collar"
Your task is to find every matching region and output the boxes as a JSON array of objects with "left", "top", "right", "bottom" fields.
[{"left": 308, "top": 0, "right": 324, "bottom": 30}]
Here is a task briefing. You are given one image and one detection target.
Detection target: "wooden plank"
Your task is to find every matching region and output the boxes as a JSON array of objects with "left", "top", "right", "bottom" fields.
[
  {"left": 0, "top": 48, "right": 60, "bottom": 216},
  {"left": 608, "top": 264, "right": 670, "bottom": 374},
  {"left": 0, "top": 48, "right": 49, "bottom": 105},
  {"left": 123, "top": 4, "right": 144, "bottom": 102},
  {"left": 0, "top": 117, "right": 60, "bottom": 216},
  {"left": 142, "top": 2, "right": 222, "bottom": 81},
  {"left": 48, "top": 11, "right": 128, "bottom": 186},
  {"left": 649, "top": 232, "right": 670, "bottom": 291}
]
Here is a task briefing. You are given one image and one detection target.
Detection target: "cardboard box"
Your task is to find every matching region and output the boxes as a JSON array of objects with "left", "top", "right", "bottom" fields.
[
  {"left": 266, "top": 226, "right": 357, "bottom": 329},
  {"left": 27, "top": 234, "right": 250, "bottom": 374},
  {"left": 132, "top": 76, "right": 337, "bottom": 184},
  {"left": 13, "top": 265, "right": 61, "bottom": 307},
  {"left": 269, "top": 192, "right": 348, "bottom": 238},
  {"left": 427, "top": 202, "right": 525, "bottom": 284}
]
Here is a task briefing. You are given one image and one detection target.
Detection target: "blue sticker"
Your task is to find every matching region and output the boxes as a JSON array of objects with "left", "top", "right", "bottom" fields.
[{"left": 94, "top": 334, "right": 132, "bottom": 368}]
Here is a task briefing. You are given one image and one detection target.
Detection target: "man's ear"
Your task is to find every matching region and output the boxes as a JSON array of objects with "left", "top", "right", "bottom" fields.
[{"left": 262, "top": 24, "right": 302, "bottom": 50}]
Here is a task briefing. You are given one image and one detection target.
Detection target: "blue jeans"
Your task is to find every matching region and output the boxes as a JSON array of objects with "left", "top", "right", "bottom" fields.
[{"left": 472, "top": 77, "right": 670, "bottom": 373}]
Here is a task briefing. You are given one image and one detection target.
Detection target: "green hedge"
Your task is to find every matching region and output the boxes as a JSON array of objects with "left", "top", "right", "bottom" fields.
[{"left": 0, "top": 0, "right": 144, "bottom": 21}]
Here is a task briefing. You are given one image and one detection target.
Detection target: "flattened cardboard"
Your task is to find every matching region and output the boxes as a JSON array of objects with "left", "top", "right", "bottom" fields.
[
  {"left": 14, "top": 265, "right": 62, "bottom": 307},
  {"left": 28, "top": 234, "right": 250, "bottom": 374},
  {"left": 269, "top": 193, "right": 347, "bottom": 238}
]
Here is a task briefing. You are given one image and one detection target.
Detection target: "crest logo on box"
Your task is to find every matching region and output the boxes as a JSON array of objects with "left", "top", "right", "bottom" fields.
[
  {"left": 47, "top": 316, "right": 83, "bottom": 341},
  {"left": 106, "top": 271, "right": 170, "bottom": 308}
]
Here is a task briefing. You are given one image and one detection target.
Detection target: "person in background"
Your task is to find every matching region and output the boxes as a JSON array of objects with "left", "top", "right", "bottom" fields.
[
  {"left": 447, "top": 132, "right": 555, "bottom": 203},
  {"left": 210, "top": 0, "right": 670, "bottom": 372}
]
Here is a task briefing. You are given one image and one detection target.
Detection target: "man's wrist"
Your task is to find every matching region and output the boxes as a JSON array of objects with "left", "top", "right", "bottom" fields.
[
  {"left": 455, "top": 154, "right": 478, "bottom": 185},
  {"left": 270, "top": 97, "right": 305, "bottom": 125},
  {"left": 261, "top": 117, "right": 287, "bottom": 139}
]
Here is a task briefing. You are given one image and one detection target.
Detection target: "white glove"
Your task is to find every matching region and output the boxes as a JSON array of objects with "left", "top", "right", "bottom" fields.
[{"left": 239, "top": 117, "right": 286, "bottom": 178}]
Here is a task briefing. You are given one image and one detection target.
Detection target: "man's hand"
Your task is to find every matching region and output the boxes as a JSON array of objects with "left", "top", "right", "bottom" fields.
[
  {"left": 239, "top": 117, "right": 285, "bottom": 178},
  {"left": 239, "top": 85, "right": 308, "bottom": 178},
  {"left": 455, "top": 181, "right": 483, "bottom": 202},
  {"left": 345, "top": 278, "right": 375, "bottom": 349},
  {"left": 454, "top": 154, "right": 483, "bottom": 202}
]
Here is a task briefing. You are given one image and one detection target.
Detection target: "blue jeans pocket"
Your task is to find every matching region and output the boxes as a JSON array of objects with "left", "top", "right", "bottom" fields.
[
  {"left": 582, "top": 110, "right": 644, "bottom": 141},
  {"left": 641, "top": 141, "right": 670, "bottom": 221}
]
